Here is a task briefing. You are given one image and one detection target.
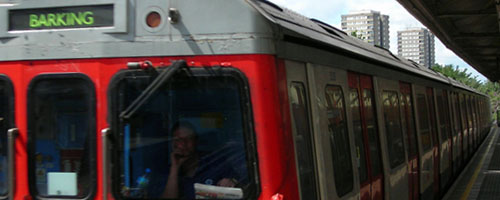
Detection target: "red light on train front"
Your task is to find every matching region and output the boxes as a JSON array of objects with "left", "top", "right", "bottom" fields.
[{"left": 146, "top": 11, "right": 161, "bottom": 28}]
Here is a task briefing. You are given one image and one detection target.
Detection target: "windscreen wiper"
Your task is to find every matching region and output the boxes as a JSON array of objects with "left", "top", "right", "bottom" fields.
[{"left": 119, "top": 60, "right": 188, "bottom": 120}]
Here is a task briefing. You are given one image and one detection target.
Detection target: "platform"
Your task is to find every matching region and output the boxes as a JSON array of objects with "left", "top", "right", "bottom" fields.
[{"left": 444, "top": 125, "right": 500, "bottom": 200}]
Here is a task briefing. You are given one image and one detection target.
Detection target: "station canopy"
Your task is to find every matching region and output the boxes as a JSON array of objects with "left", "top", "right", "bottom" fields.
[{"left": 397, "top": 0, "right": 500, "bottom": 82}]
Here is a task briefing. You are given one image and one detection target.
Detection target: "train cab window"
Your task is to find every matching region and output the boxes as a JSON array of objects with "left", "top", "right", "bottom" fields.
[
  {"left": 289, "top": 82, "right": 317, "bottom": 199},
  {"left": 381, "top": 91, "right": 405, "bottom": 168},
  {"left": 0, "top": 76, "right": 13, "bottom": 196},
  {"left": 108, "top": 67, "right": 257, "bottom": 199},
  {"left": 27, "top": 74, "right": 96, "bottom": 198},
  {"left": 325, "top": 85, "right": 353, "bottom": 197}
]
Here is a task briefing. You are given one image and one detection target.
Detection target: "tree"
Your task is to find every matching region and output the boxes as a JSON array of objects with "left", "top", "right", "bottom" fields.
[
  {"left": 432, "top": 63, "right": 500, "bottom": 121},
  {"left": 350, "top": 30, "right": 365, "bottom": 40}
]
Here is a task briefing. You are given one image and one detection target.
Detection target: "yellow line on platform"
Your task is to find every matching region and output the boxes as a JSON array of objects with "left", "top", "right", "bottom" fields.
[{"left": 460, "top": 128, "right": 497, "bottom": 200}]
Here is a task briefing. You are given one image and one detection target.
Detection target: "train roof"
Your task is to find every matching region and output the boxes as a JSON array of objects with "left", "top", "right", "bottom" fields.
[
  {"left": 0, "top": 0, "right": 486, "bottom": 96},
  {"left": 248, "top": 0, "right": 485, "bottom": 96}
]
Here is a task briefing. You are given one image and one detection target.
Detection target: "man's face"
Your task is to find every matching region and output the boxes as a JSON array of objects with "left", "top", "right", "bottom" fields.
[{"left": 173, "top": 127, "right": 196, "bottom": 157}]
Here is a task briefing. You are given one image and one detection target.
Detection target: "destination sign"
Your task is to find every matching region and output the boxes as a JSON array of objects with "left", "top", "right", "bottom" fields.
[{"left": 9, "top": 5, "right": 114, "bottom": 31}]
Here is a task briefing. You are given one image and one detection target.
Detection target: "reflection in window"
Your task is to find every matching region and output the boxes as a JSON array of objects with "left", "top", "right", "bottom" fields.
[
  {"left": 349, "top": 89, "right": 367, "bottom": 183},
  {"left": 382, "top": 91, "right": 405, "bottom": 168},
  {"left": 437, "top": 93, "right": 450, "bottom": 142},
  {"left": 460, "top": 95, "right": 468, "bottom": 133},
  {"left": 111, "top": 70, "right": 254, "bottom": 199},
  {"left": 0, "top": 79, "right": 12, "bottom": 196},
  {"left": 325, "top": 85, "right": 353, "bottom": 197},
  {"left": 289, "top": 82, "right": 317, "bottom": 199},
  {"left": 401, "top": 94, "right": 418, "bottom": 158},
  {"left": 363, "top": 89, "right": 382, "bottom": 177},
  {"left": 453, "top": 94, "right": 462, "bottom": 137},
  {"left": 28, "top": 75, "right": 95, "bottom": 198},
  {"left": 417, "top": 94, "right": 432, "bottom": 151}
]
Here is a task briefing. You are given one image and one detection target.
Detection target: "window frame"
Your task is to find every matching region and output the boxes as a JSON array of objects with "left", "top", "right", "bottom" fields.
[
  {"left": 0, "top": 75, "right": 14, "bottom": 199},
  {"left": 381, "top": 90, "right": 406, "bottom": 169},
  {"left": 289, "top": 81, "right": 318, "bottom": 200},
  {"left": 27, "top": 73, "right": 97, "bottom": 200},
  {"left": 324, "top": 84, "right": 354, "bottom": 197},
  {"left": 107, "top": 67, "right": 260, "bottom": 200}
]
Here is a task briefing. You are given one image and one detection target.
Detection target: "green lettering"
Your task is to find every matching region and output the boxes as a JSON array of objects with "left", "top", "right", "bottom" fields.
[
  {"left": 67, "top": 12, "right": 74, "bottom": 25},
  {"left": 81, "top": 11, "right": 94, "bottom": 25},
  {"left": 56, "top": 13, "right": 67, "bottom": 26},
  {"left": 38, "top": 14, "right": 49, "bottom": 27},
  {"left": 47, "top": 13, "right": 57, "bottom": 26},
  {"left": 29, "top": 14, "right": 40, "bottom": 28},
  {"left": 70, "top": 13, "right": 82, "bottom": 25}
]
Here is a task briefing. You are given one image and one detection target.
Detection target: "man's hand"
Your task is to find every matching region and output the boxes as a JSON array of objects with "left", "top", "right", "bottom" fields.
[
  {"left": 217, "top": 178, "right": 237, "bottom": 187},
  {"left": 171, "top": 150, "right": 189, "bottom": 169}
]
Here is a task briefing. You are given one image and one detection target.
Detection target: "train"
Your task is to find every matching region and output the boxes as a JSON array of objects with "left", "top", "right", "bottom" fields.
[{"left": 0, "top": 0, "right": 493, "bottom": 199}]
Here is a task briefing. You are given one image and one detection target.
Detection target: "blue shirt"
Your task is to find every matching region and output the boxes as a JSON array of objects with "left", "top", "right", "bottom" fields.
[{"left": 147, "top": 152, "right": 239, "bottom": 199}]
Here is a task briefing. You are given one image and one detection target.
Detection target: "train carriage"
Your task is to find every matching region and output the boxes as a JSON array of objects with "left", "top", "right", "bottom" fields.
[{"left": 0, "top": 0, "right": 493, "bottom": 200}]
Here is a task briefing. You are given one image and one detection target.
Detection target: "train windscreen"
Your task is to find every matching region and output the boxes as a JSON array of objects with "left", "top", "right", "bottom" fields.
[{"left": 108, "top": 67, "right": 257, "bottom": 199}]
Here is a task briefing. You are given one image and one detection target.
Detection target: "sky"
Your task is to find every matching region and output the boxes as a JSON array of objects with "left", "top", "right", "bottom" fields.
[{"left": 268, "top": 0, "right": 488, "bottom": 82}]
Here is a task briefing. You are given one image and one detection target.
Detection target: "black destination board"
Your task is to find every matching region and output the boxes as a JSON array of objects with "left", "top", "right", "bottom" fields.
[{"left": 9, "top": 5, "right": 114, "bottom": 31}]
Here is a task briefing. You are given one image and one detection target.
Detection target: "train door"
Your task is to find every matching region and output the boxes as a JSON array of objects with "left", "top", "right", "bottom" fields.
[
  {"left": 414, "top": 86, "right": 434, "bottom": 200},
  {"left": 348, "top": 72, "right": 383, "bottom": 200},
  {"left": 399, "top": 82, "right": 419, "bottom": 200},
  {"left": 436, "top": 90, "right": 452, "bottom": 190},
  {"left": 450, "top": 92, "right": 461, "bottom": 175},
  {"left": 455, "top": 93, "right": 465, "bottom": 168},
  {"left": 472, "top": 97, "right": 479, "bottom": 148},
  {"left": 285, "top": 61, "right": 318, "bottom": 200},
  {"left": 469, "top": 96, "right": 475, "bottom": 150},
  {"left": 307, "top": 64, "right": 356, "bottom": 200},
  {"left": 376, "top": 77, "right": 408, "bottom": 200},
  {"left": 469, "top": 97, "right": 475, "bottom": 149},
  {"left": 460, "top": 94, "right": 469, "bottom": 159},
  {"left": 426, "top": 88, "right": 440, "bottom": 197}
]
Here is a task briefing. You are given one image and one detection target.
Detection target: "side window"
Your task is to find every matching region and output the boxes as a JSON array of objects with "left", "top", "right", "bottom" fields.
[
  {"left": 454, "top": 94, "right": 462, "bottom": 137},
  {"left": 401, "top": 93, "right": 418, "bottom": 158},
  {"left": 349, "top": 89, "right": 367, "bottom": 183},
  {"left": 467, "top": 96, "right": 473, "bottom": 130},
  {"left": 417, "top": 94, "right": 432, "bottom": 151},
  {"left": 460, "top": 95, "right": 468, "bottom": 132},
  {"left": 436, "top": 94, "right": 449, "bottom": 142},
  {"left": 381, "top": 91, "right": 405, "bottom": 168},
  {"left": 289, "top": 82, "right": 317, "bottom": 199},
  {"left": 325, "top": 85, "right": 353, "bottom": 197},
  {"left": 28, "top": 74, "right": 96, "bottom": 198},
  {"left": 363, "top": 89, "right": 382, "bottom": 176},
  {"left": 0, "top": 76, "right": 14, "bottom": 196}
]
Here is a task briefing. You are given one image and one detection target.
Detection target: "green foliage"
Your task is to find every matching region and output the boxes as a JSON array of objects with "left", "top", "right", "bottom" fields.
[
  {"left": 431, "top": 63, "right": 500, "bottom": 121},
  {"left": 350, "top": 30, "right": 365, "bottom": 40}
]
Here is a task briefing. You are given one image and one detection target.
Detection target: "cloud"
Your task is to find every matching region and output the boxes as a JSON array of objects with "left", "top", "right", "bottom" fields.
[{"left": 267, "top": 0, "right": 347, "bottom": 25}]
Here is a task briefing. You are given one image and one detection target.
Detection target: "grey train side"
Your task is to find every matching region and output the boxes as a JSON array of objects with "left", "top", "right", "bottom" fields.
[{"left": 250, "top": 1, "right": 492, "bottom": 200}]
